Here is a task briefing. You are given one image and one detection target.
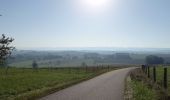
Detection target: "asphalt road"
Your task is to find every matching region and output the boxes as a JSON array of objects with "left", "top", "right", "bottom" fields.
[{"left": 39, "top": 67, "right": 135, "bottom": 100}]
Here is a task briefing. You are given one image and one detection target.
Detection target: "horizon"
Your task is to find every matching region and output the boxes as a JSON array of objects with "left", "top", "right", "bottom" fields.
[{"left": 15, "top": 47, "right": 170, "bottom": 52}]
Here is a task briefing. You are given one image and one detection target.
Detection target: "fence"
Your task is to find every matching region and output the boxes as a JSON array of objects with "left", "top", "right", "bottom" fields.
[
  {"left": 142, "top": 65, "right": 170, "bottom": 100},
  {"left": 142, "top": 65, "right": 168, "bottom": 89},
  {"left": 141, "top": 65, "right": 169, "bottom": 99}
]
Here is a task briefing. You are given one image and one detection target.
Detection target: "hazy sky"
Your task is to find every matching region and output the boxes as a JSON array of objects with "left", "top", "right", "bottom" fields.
[{"left": 0, "top": 0, "right": 170, "bottom": 49}]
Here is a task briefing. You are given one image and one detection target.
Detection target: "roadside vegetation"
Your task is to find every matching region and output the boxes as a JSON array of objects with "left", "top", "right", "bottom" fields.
[
  {"left": 150, "top": 66, "right": 170, "bottom": 96},
  {"left": 125, "top": 68, "right": 158, "bottom": 100},
  {"left": 0, "top": 67, "right": 116, "bottom": 100},
  {"left": 131, "top": 80, "right": 157, "bottom": 100},
  {"left": 125, "top": 55, "right": 170, "bottom": 100}
]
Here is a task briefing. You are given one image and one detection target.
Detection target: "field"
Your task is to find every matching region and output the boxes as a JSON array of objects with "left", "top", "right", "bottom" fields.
[
  {"left": 131, "top": 80, "right": 157, "bottom": 100},
  {"left": 149, "top": 66, "right": 170, "bottom": 95},
  {"left": 10, "top": 59, "right": 95, "bottom": 68},
  {"left": 9, "top": 50, "right": 153, "bottom": 68},
  {"left": 126, "top": 69, "right": 158, "bottom": 100},
  {"left": 0, "top": 67, "right": 115, "bottom": 100}
]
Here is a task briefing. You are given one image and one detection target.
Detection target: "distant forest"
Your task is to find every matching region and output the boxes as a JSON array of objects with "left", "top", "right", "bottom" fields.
[{"left": 8, "top": 50, "right": 170, "bottom": 68}]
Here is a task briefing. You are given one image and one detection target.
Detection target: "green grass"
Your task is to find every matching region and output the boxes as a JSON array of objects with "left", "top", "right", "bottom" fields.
[
  {"left": 128, "top": 68, "right": 159, "bottom": 100},
  {"left": 10, "top": 59, "right": 95, "bottom": 68},
  {"left": 131, "top": 80, "right": 157, "bottom": 100},
  {"left": 149, "top": 66, "right": 170, "bottom": 95},
  {"left": 0, "top": 67, "right": 113, "bottom": 100}
]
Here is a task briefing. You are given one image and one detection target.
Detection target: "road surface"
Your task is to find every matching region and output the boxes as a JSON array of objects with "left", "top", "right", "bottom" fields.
[{"left": 39, "top": 67, "right": 135, "bottom": 100}]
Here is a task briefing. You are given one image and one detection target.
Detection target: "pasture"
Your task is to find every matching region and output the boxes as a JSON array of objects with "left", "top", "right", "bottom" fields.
[
  {"left": 0, "top": 67, "right": 115, "bottom": 100},
  {"left": 149, "top": 66, "right": 170, "bottom": 95}
]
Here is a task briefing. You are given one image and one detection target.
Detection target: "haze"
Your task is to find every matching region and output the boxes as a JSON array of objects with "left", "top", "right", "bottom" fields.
[{"left": 0, "top": 0, "right": 170, "bottom": 49}]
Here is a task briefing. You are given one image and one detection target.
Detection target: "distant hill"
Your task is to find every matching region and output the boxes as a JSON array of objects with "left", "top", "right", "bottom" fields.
[{"left": 8, "top": 49, "right": 170, "bottom": 68}]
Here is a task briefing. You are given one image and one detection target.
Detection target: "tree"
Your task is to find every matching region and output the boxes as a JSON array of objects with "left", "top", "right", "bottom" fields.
[
  {"left": 145, "top": 55, "right": 164, "bottom": 65},
  {"left": 0, "top": 34, "right": 15, "bottom": 66},
  {"left": 81, "top": 62, "right": 88, "bottom": 72},
  {"left": 81, "top": 62, "right": 87, "bottom": 67},
  {"left": 32, "top": 60, "right": 38, "bottom": 71}
]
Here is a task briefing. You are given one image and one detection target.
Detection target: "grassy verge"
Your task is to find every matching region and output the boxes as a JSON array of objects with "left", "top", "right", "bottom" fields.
[
  {"left": 0, "top": 67, "right": 116, "bottom": 100},
  {"left": 149, "top": 66, "right": 170, "bottom": 95},
  {"left": 125, "top": 68, "right": 158, "bottom": 100},
  {"left": 131, "top": 80, "right": 157, "bottom": 100}
]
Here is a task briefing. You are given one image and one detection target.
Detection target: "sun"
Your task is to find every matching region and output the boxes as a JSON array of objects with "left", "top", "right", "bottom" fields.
[
  {"left": 84, "top": 0, "right": 110, "bottom": 7},
  {"left": 78, "top": 0, "right": 112, "bottom": 11},
  {"left": 74, "top": 0, "right": 114, "bottom": 14}
]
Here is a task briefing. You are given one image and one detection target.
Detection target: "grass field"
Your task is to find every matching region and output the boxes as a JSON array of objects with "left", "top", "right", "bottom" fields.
[
  {"left": 128, "top": 69, "right": 158, "bottom": 100},
  {"left": 0, "top": 67, "right": 114, "bottom": 100},
  {"left": 10, "top": 59, "right": 95, "bottom": 68},
  {"left": 131, "top": 80, "right": 157, "bottom": 100},
  {"left": 149, "top": 66, "right": 170, "bottom": 95}
]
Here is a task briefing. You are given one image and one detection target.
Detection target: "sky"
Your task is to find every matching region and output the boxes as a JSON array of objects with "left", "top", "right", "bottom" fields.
[{"left": 0, "top": 0, "right": 170, "bottom": 49}]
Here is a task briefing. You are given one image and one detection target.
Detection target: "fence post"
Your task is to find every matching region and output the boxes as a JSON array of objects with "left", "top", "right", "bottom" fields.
[
  {"left": 148, "top": 66, "right": 150, "bottom": 78},
  {"left": 153, "top": 66, "right": 156, "bottom": 82},
  {"left": 142, "top": 65, "right": 145, "bottom": 72},
  {"left": 164, "top": 67, "right": 167, "bottom": 89},
  {"left": 85, "top": 66, "right": 88, "bottom": 73},
  {"left": 145, "top": 65, "right": 147, "bottom": 74}
]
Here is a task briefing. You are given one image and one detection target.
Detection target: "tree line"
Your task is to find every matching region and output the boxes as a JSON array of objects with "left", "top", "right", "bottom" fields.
[
  {"left": 0, "top": 34, "right": 167, "bottom": 69},
  {"left": 145, "top": 55, "right": 164, "bottom": 65}
]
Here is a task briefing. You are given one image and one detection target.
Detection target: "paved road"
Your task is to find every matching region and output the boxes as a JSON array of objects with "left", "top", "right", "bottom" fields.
[{"left": 39, "top": 67, "right": 135, "bottom": 100}]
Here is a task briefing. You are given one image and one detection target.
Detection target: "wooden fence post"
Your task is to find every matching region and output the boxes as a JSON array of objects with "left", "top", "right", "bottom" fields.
[
  {"left": 148, "top": 66, "right": 150, "bottom": 78},
  {"left": 85, "top": 66, "right": 87, "bottom": 73},
  {"left": 142, "top": 65, "right": 145, "bottom": 72},
  {"left": 145, "top": 65, "right": 147, "bottom": 74},
  {"left": 153, "top": 66, "right": 156, "bottom": 82},
  {"left": 164, "top": 67, "right": 168, "bottom": 89}
]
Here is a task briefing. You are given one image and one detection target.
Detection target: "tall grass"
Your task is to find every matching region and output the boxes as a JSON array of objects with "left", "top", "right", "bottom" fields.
[
  {"left": 129, "top": 69, "right": 158, "bottom": 100},
  {"left": 149, "top": 66, "right": 170, "bottom": 95},
  {"left": 131, "top": 80, "right": 157, "bottom": 100}
]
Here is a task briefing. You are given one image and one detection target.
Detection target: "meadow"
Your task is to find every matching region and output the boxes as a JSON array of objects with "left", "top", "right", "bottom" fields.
[
  {"left": 131, "top": 80, "right": 157, "bottom": 100},
  {"left": 127, "top": 68, "right": 158, "bottom": 100},
  {"left": 0, "top": 67, "right": 115, "bottom": 100},
  {"left": 149, "top": 66, "right": 170, "bottom": 95}
]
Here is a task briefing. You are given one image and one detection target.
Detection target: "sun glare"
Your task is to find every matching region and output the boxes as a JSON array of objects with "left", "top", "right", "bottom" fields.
[
  {"left": 84, "top": 0, "right": 110, "bottom": 7},
  {"left": 77, "top": 0, "right": 112, "bottom": 13}
]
